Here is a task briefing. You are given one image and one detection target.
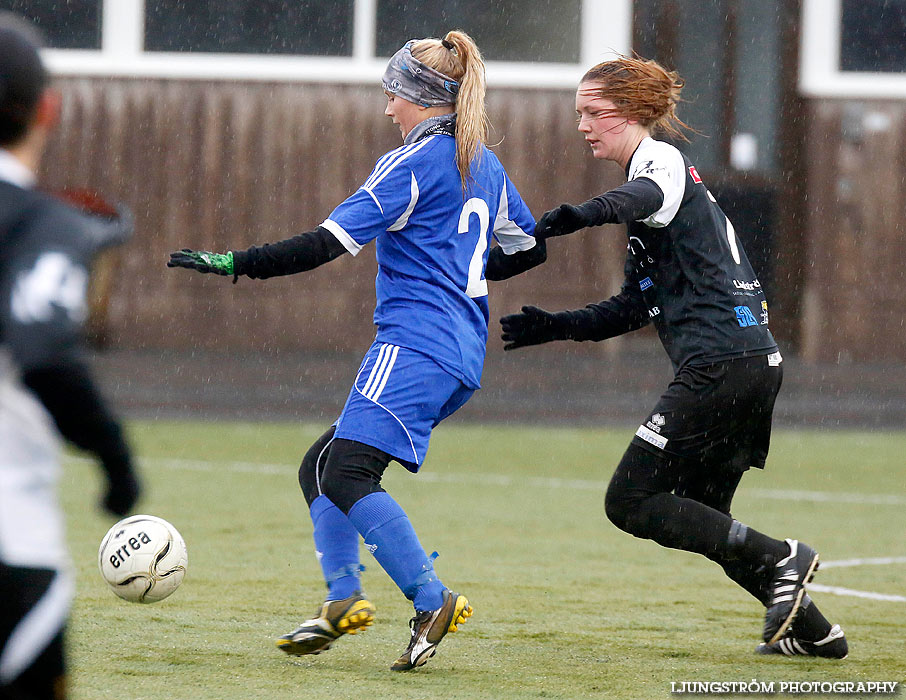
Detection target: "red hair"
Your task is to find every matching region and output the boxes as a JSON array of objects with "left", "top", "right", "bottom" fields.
[{"left": 582, "top": 55, "right": 693, "bottom": 141}]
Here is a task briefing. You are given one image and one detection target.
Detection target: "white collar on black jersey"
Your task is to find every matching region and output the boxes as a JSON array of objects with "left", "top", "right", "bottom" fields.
[{"left": 0, "top": 149, "right": 36, "bottom": 188}]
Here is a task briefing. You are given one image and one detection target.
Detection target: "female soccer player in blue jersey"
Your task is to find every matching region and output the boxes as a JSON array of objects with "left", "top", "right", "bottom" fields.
[
  {"left": 168, "top": 30, "right": 544, "bottom": 671},
  {"left": 500, "top": 56, "right": 847, "bottom": 660}
]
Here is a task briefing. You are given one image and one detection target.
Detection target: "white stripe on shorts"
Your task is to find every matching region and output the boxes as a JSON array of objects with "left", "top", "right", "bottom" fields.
[
  {"left": 361, "top": 343, "right": 390, "bottom": 397},
  {"left": 367, "top": 345, "right": 399, "bottom": 402}
]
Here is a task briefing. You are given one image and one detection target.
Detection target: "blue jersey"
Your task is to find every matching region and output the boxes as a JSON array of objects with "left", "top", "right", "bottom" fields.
[{"left": 321, "top": 134, "right": 536, "bottom": 389}]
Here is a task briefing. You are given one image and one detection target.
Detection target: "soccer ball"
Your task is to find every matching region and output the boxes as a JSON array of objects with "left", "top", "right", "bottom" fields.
[{"left": 98, "top": 514, "right": 188, "bottom": 603}]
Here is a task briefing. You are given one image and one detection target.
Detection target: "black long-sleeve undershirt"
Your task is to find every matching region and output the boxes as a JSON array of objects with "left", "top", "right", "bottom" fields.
[
  {"left": 580, "top": 177, "right": 665, "bottom": 226},
  {"left": 23, "top": 360, "right": 134, "bottom": 479},
  {"left": 231, "top": 226, "right": 347, "bottom": 280},
  {"left": 232, "top": 224, "right": 547, "bottom": 283},
  {"left": 556, "top": 289, "right": 652, "bottom": 342},
  {"left": 485, "top": 238, "right": 546, "bottom": 281}
]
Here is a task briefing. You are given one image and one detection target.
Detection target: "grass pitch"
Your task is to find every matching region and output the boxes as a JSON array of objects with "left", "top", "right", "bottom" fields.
[{"left": 62, "top": 421, "right": 906, "bottom": 699}]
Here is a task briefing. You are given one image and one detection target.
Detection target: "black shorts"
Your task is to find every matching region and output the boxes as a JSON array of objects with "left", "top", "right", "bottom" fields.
[
  {"left": 631, "top": 352, "right": 783, "bottom": 471},
  {"left": 0, "top": 561, "right": 66, "bottom": 698}
]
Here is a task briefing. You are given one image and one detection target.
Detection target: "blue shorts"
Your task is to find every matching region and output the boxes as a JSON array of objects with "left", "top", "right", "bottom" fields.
[{"left": 333, "top": 341, "right": 474, "bottom": 471}]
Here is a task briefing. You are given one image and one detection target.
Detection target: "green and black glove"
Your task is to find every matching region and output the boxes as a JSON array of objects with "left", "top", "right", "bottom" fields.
[{"left": 167, "top": 249, "right": 234, "bottom": 276}]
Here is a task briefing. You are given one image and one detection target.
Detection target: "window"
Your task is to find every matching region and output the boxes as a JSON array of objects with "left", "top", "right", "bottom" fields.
[
  {"left": 801, "top": 0, "right": 906, "bottom": 97},
  {"left": 145, "top": 0, "right": 354, "bottom": 56},
  {"left": 0, "top": 0, "right": 101, "bottom": 50},
  {"left": 840, "top": 0, "right": 906, "bottom": 73},
  {"left": 634, "top": 0, "right": 783, "bottom": 175},
  {"left": 375, "top": 0, "right": 581, "bottom": 63},
  {"left": 40, "top": 0, "right": 630, "bottom": 87}
]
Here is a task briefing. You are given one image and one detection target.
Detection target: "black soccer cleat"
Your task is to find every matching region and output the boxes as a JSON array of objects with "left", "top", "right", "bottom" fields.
[
  {"left": 756, "top": 623, "right": 848, "bottom": 659},
  {"left": 390, "top": 589, "right": 472, "bottom": 671},
  {"left": 763, "top": 539, "right": 820, "bottom": 644},
  {"left": 276, "top": 592, "right": 375, "bottom": 656}
]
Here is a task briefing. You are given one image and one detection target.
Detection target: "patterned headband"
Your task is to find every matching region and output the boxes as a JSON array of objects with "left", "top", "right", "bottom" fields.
[{"left": 381, "top": 40, "right": 459, "bottom": 107}]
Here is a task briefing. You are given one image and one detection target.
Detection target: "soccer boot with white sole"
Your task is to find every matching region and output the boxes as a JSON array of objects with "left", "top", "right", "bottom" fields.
[
  {"left": 756, "top": 623, "right": 848, "bottom": 659},
  {"left": 763, "top": 539, "right": 820, "bottom": 644},
  {"left": 276, "top": 592, "right": 375, "bottom": 656},
  {"left": 390, "top": 589, "right": 472, "bottom": 671}
]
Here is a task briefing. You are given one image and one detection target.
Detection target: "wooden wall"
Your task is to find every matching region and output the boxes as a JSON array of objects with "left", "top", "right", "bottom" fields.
[
  {"left": 41, "top": 77, "right": 627, "bottom": 357},
  {"left": 40, "top": 78, "right": 906, "bottom": 364},
  {"left": 801, "top": 100, "right": 906, "bottom": 363}
]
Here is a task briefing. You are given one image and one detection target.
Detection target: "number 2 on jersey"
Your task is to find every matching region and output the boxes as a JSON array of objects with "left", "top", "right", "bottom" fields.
[{"left": 458, "top": 197, "right": 489, "bottom": 298}]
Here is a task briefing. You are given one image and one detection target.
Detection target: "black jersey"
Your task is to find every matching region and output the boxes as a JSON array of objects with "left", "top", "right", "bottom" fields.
[
  {"left": 0, "top": 179, "right": 135, "bottom": 489},
  {"left": 0, "top": 183, "right": 90, "bottom": 368},
  {"left": 620, "top": 138, "right": 778, "bottom": 370}
]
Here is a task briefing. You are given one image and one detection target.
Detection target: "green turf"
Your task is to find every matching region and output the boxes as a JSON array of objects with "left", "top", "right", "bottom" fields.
[{"left": 61, "top": 421, "right": 906, "bottom": 699}]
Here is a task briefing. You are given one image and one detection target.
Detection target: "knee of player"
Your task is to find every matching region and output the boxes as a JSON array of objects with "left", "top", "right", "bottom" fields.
[
  {"left": 604, "top": 491, "right": 629, "bottom": 530},
  {"left": 317, "top": 476, "right": 345, "bottom": 512},
  {"left": 605, "top": 480, "right": 665, "bottom": 538},
  {"left": 604, "top": 481, "right": 633, "bottom": 531},
  {"left": 298, "top": 447, "right": 324, "bottom": 505},
  {"left": 297, "top": 460, "right": 319, "bottom": 506},
  {"left": 298, "top": 428, "right": 337, "bottom": 505}
]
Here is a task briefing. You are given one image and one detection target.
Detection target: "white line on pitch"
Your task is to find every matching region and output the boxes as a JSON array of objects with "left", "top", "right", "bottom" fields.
[
  {"left": 820, "top": 556, "right": 906, "bottom": 569},
  {"left": 810, "top": 557, "right": 906, "bottom": 603},
  {"left": 65, "top": 455, "right": 906, "bottom": 506},
  {"left": 746, "top": 488, "right": 906, "bottom": 506},
  {"left": 807, "top": 583, "right": 906, "bottom": 603},
  {"left": 68, "top": 455, "right": 906, "bottom": 602}
]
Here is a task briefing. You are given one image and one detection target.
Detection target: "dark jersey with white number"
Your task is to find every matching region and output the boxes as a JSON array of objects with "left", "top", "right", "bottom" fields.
[
  {"left": 0, "top": 183, "right": 93, "bottom": 369},
  {"left": 619, "top": 138, "right": 778, "bottom": 370},
  {"left": 0, "top": 179, "right": 133, "bottom": 500}
]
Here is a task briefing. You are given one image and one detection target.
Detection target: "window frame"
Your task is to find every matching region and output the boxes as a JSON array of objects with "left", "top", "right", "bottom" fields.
[
  {"left": 42, "top": 0, "right": 630, "bottom": 88},
  {"left": 800, "top": 0, "right": 906, "bottom": 97}
]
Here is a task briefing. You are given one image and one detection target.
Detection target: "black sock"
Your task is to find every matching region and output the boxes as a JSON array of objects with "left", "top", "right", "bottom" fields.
[
  {"left": 718, "top": 557, "right": 773, "bottom": 605},
  {"left": 727, "top": 521, "right": 790, "bottom": 564},
  {"left": 707, "top": 521, "right": 791, "bottom": 604},
  {"left": 791, "top": 595, "right": 833, "bottom": 642}
]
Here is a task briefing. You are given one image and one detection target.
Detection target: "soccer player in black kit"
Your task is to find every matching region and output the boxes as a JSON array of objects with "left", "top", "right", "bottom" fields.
[
  {"left": 0, "top": 14, "right": 140, "bottom": 699},
  {"left": 500, "top": 56, "right": 847, "bottom": 659}
]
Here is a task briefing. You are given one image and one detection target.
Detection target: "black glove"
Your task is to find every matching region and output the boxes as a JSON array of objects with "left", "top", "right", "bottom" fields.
[
  {"left": 500, "top": 305, "right": 572, "bottom": 350},
  {"left": 102, "top": 468, "right": 141, "bottom": 517},
  {"left": 167, "top": 249, "right": 234, "bottom": 276},
  {"left": 534, "top": 201, "right": 599, "bottom": 240}
]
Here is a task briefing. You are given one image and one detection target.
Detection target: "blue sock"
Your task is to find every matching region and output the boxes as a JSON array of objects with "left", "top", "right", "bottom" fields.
[
  {"left": 310, "top": 495, "right": 362, "bottom": 600},
  {"left": 347, "top": 492, "right": 445, "bottom": 611}
]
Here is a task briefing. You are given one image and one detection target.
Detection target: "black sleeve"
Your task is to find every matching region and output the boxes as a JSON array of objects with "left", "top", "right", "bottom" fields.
[
  {"left": 231, "top": 226, "right": 348, "bottom": 280},
  {"left": 558, "top": 290, "right": 651, "bottom": 341},
  {"left": 485, "top": 238, "right": 547, "bottom": 281},
  {"left": 558, "top": 259, "right": 651, "bottom": 341},
  {"left": 22, "top": 361, "right": 133, "bottom": 480},
  {"left": 580, "top": 177, "right": 665, "bottom": 226}
]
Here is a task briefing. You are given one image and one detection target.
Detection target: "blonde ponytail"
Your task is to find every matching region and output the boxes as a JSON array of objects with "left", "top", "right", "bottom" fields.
[{"left": 411, "top": 30, "right": 488, "bottom": 190}]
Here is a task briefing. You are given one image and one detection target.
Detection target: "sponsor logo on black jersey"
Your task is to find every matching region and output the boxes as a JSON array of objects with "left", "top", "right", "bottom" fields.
[
  {"left": 688, "top": 165, "right": 703, "bottom": 183},
  {"left": 639, "top": 277, "right": 653, "bottom": 291},
  {"left": 646, "top": 412, "right": 667, "bottom": 434},
  {"left": 628, "top": 236, "right": 656, "bottom": 268},
  {"left": 636, "top": 424, "right": 668, "bottom": 449},
  {"left": 733, "top": 278, "right": 761, "bottom": 291},
  {"left": 632, "top": 159, "right": 668, "bottom": 181},
  {"left": 633, "top": 160, "right": 654, "bottom": 177},
  {"left": 734, "top": 305, "right": 759, "bottom": 328}
]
